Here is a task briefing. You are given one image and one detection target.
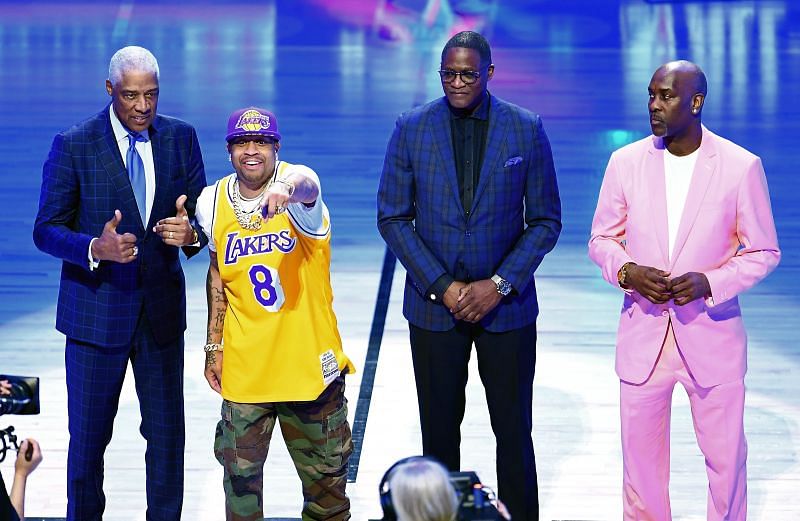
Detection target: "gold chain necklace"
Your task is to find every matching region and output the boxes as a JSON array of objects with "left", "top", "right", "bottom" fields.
[
  {"left": 230, "top": 161, "right": 281, "bottom": 231},
  {"left": 231, "top": 178, "right": 267, "bottom": 230}
]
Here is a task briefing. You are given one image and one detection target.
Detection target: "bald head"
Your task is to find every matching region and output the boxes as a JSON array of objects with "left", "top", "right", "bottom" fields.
[
  {"left": 648, "top": 60, "right": 706, "bottom": 153},
  {"left": 656, "top": 60, "right": 707, "bottom": 98}
]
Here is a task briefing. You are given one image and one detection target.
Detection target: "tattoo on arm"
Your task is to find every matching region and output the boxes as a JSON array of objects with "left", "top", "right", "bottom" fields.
[
  {"left": 207, "top": 313, "right": 226, "bottom": 342},
  {"left": 205, "top": 351, "right": 217, "bottom": 367},
  {"left": 206, "top": 250, "right": 228, "bottom": 344}
]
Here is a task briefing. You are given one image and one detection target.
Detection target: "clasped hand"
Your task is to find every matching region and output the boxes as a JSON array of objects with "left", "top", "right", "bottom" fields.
[
  {"left": 626, "top": 264, "right": 711, "bottom": 306},
  {"left": 443, "top": 279, "right": 502, "bottom": 323}
]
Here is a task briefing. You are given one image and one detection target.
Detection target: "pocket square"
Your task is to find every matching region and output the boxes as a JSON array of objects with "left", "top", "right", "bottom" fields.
[{"left": 504, "top": 156, "right": 523, "bottom": 167}]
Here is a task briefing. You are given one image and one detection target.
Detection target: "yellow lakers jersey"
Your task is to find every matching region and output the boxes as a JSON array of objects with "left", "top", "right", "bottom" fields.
[{"left": 209, "top": 165, "right": 355, "bottom": 403}]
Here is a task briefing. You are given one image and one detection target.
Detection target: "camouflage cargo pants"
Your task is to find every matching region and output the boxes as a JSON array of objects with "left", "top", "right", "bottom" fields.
[{"left": 214, "top": 376, "right": 352, "bottom": 521}]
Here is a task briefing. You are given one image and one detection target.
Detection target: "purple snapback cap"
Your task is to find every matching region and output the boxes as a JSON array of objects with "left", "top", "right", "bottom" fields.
[{"left": 226, "top": 107, "right": 281, "bottom": 142}]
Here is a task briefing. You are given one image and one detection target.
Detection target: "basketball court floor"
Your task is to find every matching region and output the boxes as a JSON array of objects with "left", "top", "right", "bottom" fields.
[{"left": 0, "top": 1, "right": 798, "bottom": 519}]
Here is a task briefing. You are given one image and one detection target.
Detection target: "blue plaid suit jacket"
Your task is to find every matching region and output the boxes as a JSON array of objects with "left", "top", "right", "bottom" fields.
[
  {"left": 33, "top": 106, "right": 207, "bottom": 348},
  {"left": 377, "top": 96, "right": 561, "bottom": 332}
]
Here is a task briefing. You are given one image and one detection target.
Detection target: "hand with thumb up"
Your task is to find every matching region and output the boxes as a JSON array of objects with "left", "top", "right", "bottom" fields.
[
  {"left": 153, "top": 194, "right": 198, "bottom": 246},
  {"left": 90, "top": 210, "right": 139, "bottom": 263}
]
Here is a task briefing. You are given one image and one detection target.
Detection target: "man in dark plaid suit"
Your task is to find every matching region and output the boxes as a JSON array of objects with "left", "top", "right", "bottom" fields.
[
  {"left": 33, "top": 46, "right": 207, "bottom": 520},
  {"left": 377, "top": 31, "right": 561, "bottom": 521}
]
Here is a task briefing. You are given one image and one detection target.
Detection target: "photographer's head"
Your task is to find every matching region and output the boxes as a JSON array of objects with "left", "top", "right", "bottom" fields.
[{"left": 380, "top": 456, "right": 459, "bottom": 521}]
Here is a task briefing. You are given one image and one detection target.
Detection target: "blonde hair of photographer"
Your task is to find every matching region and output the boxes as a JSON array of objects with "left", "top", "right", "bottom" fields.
[{"left": 388, "top": 459, "right": 459, "bottom": 521}]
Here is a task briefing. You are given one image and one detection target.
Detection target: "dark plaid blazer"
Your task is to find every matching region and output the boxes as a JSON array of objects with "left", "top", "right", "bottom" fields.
[
  {"left": 33, "top": 106, "right": 207, "bottom": 347},
  {"left": 378, "top": 95, "right": 561, "bottom": 332}
]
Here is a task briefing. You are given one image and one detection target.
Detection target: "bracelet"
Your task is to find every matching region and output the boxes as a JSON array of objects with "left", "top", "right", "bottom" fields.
[
  {"left": 204, "top": 343, "right": 223, "bottom": 352},
  {"left": 272, "top": 178, "right": 295, "bottom": 197}
]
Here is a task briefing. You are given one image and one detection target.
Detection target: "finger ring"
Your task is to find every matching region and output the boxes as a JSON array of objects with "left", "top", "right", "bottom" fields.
[
  {"left": 169, "top": 231, "right": 174, "bottom": 239},
  {"left": 132, "top": 246, "right": 138, "bottom": 256},
  {"left": 275, "top": 205, "right": 285, "bottom": 214}
]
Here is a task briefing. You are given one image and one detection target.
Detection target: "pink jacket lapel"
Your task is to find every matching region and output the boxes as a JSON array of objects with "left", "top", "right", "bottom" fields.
[
  {"left": 669, "top": 126, "right": 717, "bottom": 268},
  {"left": 646, "top": 136, "right": 670, "bottom": 268}
]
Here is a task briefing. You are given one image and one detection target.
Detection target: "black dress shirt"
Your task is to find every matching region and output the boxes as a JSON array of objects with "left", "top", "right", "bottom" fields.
[
  {"left": 426, "top": 93, "right": 491, "bottom": 303},
  {"left": 450, "top": 92, "right": 490, "bottom": 213}
]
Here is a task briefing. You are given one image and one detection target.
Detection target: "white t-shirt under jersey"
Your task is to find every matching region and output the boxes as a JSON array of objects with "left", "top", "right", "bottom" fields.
[{"left": 196, "top": 161, "right": 326, "bottom": 252}]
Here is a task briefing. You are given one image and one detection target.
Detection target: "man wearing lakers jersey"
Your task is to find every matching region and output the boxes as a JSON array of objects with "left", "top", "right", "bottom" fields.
[{"left": 196, "top": 107, "right": 355, "bottom": 521}]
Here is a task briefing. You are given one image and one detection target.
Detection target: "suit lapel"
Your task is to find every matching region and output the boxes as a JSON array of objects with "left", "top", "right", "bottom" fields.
[
  {"left": 669, "top": 127, "right": 717, "bottom": 267},
  {"left": 646, "top": 136, "right": 670, "bottom": 268},
  {"left": 93, "top": 109, "right": 145, "bottom": 232},
  {"left": 149, "top": 117, "right": 172, "bottom": 234},
  {"left": 429, "top": 100, "right": 466, "bottom": 215},
  {"left": 470, "top": 96, "right": 509, "bottom": 213}
]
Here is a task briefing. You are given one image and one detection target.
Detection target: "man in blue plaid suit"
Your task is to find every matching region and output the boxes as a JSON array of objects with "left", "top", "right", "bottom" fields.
[
  {"left": 377, "top": 32, "right": 561, "bottom": 521},
  {"left": 33, "top": 46, "right": 207, "bottom": 520}
]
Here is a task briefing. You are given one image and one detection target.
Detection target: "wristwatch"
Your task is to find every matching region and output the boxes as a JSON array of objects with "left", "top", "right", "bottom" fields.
[
  {"left": 618, "top": 262, "right": 634, "bottom": 287},
  {"left": 491, "top": 274, "right": 512, "bottom": 296}
]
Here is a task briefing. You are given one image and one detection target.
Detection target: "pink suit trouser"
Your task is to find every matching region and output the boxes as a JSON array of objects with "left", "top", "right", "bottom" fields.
[{"left": 620, "top": 323, "right": 747, "bottom": 520}]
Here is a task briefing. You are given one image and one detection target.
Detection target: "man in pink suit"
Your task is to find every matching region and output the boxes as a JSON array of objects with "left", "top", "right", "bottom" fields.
[{"left": 589, "top": 60, "right": 780, "bottom": 520}]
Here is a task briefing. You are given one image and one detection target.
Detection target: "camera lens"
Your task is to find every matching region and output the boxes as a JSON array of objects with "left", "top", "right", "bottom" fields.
[{"left": 0, "top": 381, "right": 33, "bottom": 415}]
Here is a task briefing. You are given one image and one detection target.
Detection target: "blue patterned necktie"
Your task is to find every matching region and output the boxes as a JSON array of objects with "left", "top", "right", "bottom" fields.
[{"left": 126, "top": 130, "right": 148, "bottom": 224}]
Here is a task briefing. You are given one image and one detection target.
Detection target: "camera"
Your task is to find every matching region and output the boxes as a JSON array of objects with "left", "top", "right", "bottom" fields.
[
  {"left": 449, "top": 471, "right": 503, "bottom": 521},
  {"left": 0, "top": 375, "right": 39, "bottom": 416},
  {"left": 377, "top": 456, "right": 504, "bottom": 521},
  {"left": 0, "top": 375, "right": 40, "bottom": 463}
]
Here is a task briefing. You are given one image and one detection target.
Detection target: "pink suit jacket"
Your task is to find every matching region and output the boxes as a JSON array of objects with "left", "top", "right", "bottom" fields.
[{"left": 589, "top": 126, "right": 780, "bottom": 388}]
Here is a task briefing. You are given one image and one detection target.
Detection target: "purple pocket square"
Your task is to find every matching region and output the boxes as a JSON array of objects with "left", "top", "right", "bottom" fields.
[{"left": 504, "top": 156, "right": 523, "bottom": 167}]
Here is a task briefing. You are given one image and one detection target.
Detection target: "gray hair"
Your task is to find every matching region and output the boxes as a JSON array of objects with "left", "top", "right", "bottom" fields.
[
  {"left": 108, "top": 46, "right": 160, "bottom": 85},
  {"left": 389, "top": 459, "right": 459, "bottom": 521}
]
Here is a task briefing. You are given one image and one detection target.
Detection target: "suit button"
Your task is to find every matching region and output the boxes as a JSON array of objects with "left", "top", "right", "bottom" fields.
[{"left": 465, "top": 230, "right": 471, "bottom": 237}]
